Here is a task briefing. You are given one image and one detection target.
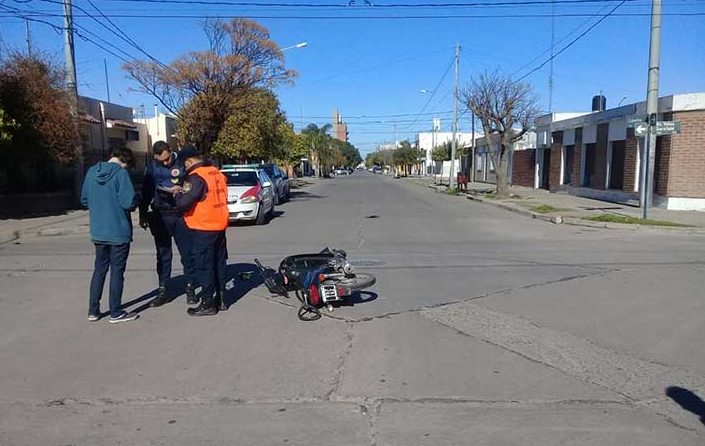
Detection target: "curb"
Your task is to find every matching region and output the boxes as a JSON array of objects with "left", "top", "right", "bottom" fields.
[{"left": 461, "top": 192, "right": 705, "bottom": 234}]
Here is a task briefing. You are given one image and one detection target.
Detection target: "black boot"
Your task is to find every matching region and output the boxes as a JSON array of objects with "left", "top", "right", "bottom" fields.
[
  {"left": 150, "top": 285, "right": 168, "bottom": 307},
  {"left": 186, "top": 282, "right": 198, "bottom": 305},
  {"left": 186, "top": 299, "right": 218, "bottom": 317},
  {"left": 216, "top": 289, "right": 228, "bottom": 311}
]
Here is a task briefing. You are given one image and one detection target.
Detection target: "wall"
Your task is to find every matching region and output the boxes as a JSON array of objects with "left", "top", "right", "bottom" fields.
[
  {"left": 664, "top": 110, "right": 705, "bottom": 198},
  {"left": 511, "top": 149, "right": 535, "bottom": 187}
]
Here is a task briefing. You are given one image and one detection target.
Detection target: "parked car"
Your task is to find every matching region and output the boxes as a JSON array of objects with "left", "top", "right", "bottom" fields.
[
  {"left": 260, "top": 163, "right": 290, "bottom": 205},
  {"left": 333, "top": 168, "right": 349, "bottom": 176},
  {"left": 372, "top": 166, "right": 382, "bottom": 174},
  {"left": 221, "top": 166, "right": 275, "bottom": 225}
]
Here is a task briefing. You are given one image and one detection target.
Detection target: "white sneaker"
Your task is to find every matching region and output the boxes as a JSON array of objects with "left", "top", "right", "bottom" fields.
[
  {"left": 108, "top": 311, "right": 139, "bottom": 323},
  {"left": 87, "top": 314, "right": 101, "bottom": 322}
]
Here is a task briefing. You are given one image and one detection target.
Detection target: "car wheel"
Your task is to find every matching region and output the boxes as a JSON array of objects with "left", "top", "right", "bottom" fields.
[
  {"left": 267, "top": 203, "right": 275, "bottom": 221},
  {"left": 255, "top": 203, "right": 266, "bottom": 225}
]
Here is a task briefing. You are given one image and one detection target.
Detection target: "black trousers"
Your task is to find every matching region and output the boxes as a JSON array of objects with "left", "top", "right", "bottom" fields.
[
  {"left": 191, "top": 230, "right": 227, "bottom": 304},
  {"left": 147, "top": 210, "right": 195, "bottom": 286}
]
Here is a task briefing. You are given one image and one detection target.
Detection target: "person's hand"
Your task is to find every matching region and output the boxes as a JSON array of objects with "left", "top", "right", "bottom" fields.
[{"left": 139, "top": 217, "right": 149, "bottom": 230}]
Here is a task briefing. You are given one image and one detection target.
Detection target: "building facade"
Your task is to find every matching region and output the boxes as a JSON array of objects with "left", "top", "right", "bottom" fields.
[
  {"left": 332, "top": 109, "right": 349, "bottom": 142},
  {"left": 78, "top": 96, "right": 150, "bottom": 170},
  {"left": 533, "top": 93, "right": 705, "bottom": 210},
  {"left": 134, "top": 111, "right": 179, "bottom": 151}
]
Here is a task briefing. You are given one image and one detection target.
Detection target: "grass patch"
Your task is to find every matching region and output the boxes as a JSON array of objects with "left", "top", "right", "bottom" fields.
[
  {"left": 531, "top": 204, "right": 567, "bottom": 214},
  {"left": 583, "top": 214, "right": 692, "bottom": 227},
  {"left": 481, "top": 192, "right": 522, "bottom": 200}
]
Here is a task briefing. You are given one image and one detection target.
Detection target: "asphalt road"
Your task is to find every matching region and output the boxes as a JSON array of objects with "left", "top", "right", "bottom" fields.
[{"left": 1, "top": 172, "right": 704, "bottom": 445}]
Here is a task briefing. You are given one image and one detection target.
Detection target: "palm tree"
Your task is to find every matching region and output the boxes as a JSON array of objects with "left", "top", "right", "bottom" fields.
[{"left": 302, "top": 123, "right": 333, "bottom": 177}]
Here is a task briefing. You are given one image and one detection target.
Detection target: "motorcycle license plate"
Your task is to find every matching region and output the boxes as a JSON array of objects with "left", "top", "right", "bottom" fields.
[{"left": 320, "top": 284, "right": 342, "bottom": 303}]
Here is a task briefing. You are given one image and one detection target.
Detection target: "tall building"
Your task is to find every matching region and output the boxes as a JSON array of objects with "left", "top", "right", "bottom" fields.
[{"left": 332, "top": 109, "right": 349, "bottom": 142}]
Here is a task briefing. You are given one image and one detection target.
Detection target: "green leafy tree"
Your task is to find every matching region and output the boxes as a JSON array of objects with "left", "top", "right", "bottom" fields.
[
  {"left": 301, "top": 123, "right": 333, "bottom": 175},
  {"left": 124, "top": 18, "right": 296, "bottom": 153},
  {"left": 211, "top": 88, "right": 287, "bottom": 162}
]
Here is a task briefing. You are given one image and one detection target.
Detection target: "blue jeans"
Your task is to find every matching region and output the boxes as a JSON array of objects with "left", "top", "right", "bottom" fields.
[
  {"left": 147, "top": 210, "right": 194, "bottom": 286},
  {"left": 191, "top": 230, "right": 227, "bottom": 305},
  {"left": 89, "top": 243, "right": 130, "bottom": 318}
]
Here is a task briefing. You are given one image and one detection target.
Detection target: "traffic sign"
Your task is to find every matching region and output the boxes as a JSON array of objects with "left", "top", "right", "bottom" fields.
[
  {"left": 627, "top": 115, "right": 647, "bottom": 128},
  {"left": 634, "top": 123, "right": 648, "bottom": 137},
  {"left": 655, "top": 121, "right": 681, "bottom": 136}
]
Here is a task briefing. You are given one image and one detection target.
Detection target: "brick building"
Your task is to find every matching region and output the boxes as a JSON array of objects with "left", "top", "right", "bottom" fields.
[{"left": 529, "top": 93, "right": 705, "bottom": 210}]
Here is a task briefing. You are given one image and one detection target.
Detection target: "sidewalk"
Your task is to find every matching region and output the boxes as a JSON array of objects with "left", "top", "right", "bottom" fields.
[
  {"left": 407, "top": 177, "right": 705, "bottom": 232},
  {"left": 0, "top": 176, "right": 323, "bottom": 244}
]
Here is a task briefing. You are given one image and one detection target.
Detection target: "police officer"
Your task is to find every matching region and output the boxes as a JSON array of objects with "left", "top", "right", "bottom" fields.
[
  {"left": 174, "top": 146, "right": 229, "bottom": 316},
  {"left": 139, "top": 141, "right": 197, "bottom": 307}
]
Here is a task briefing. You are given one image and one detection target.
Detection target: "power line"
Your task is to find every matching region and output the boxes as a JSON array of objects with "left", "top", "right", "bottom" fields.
[
  {"left": 404, "top": 56, "right": 456, "bottom": 130},
  {"left": 29, "top": 0, "right": 168, "bottom": 67},
  {"left": 515, "top": 0, "right": 629, "bottom": 82},
  {"left": 5, "top": 11, "right": 703, "bottom": 19},
  {"left": 97, "top": 0, "right": 648, "bottom": 7}
]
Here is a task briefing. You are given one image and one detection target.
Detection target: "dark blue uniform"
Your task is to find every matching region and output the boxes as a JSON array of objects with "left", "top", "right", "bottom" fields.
[
  {"left": 174, "top": 161, "right": 228, "bottom": 305},
  {"left": 140, "top": 152, "right": 195, "bottom": 288}
]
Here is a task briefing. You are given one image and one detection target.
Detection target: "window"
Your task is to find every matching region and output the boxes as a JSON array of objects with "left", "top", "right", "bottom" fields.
[
  {"left": 125, "top": 130, "right": 140, "bottom": 141},
  {"left": 223, "top": 171, "right": 258, "bottom": 186},
  {"left": 582, "top": 143, "right": 597, "bottom": 187}
]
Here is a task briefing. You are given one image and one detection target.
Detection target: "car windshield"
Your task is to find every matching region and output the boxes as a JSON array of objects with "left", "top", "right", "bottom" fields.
[{"left": 222, "top": 171, "right": 258, "bottom": 186}]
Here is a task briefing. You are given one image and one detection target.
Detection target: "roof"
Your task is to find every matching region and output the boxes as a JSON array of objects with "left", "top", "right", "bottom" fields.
[
  {"left": 106, "top": 118, "right": 137, "bottom": 130},
  {"left": 79, "top": 113, "right": 101, "bottom": 124}
]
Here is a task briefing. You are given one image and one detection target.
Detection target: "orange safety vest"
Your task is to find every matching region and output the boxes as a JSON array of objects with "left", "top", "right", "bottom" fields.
[{"left": 183, "top": 165, "right": 229, "bottom": 231}]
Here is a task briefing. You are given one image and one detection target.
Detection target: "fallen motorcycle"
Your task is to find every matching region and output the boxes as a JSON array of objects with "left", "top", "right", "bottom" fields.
[{"left": 255, "top": 248, "right": 376, "bottom": 321}]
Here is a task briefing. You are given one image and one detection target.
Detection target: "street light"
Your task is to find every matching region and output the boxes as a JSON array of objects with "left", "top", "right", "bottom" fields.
[{"left": 281, "top": 42, "right": 308, "bottom": 51}]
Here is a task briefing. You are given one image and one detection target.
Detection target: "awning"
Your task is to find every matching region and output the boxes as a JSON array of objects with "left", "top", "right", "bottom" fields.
[
  {"left": 106, "top": 119, "right": 137, "bottom": 130},
  {"left": 80, "top": 113, "right": 101, "bottom": 124}
]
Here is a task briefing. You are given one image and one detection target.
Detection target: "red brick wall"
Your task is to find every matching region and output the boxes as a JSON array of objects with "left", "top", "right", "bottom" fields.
[
  {"left": 592, "top": 123, "right": 609, "bottom": 190},
  {"left": 549, "top": 131, "right": 563, "bottom": 191},
  {"left": 664, "top": 110, "right": 705, "bottom": 198},
  {"left": 654, "top": 135, "right": 671, "bottom": 196},
  {"left": 511, "top": 149, "right": 535, "bottom": 187},
  {"left": 623, "top": 129, "right": 638, "bottom": 193}
]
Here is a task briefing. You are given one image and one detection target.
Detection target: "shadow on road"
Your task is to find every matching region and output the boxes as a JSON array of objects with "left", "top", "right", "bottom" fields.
[
  {"left": 666, "top": 386, "right": 705, "bottom": 426},
  {"left": 288, "top": 190, "right": 327, "bottom": 202},
  {"left": 337, "top": 291, "right": 378, "bottom": 307},
  {"left": 124, "top": 262, "right": 264, "bottom": 314}
]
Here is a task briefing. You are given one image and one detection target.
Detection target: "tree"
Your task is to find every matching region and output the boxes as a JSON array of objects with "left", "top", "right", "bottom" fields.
[
  {"left": 0, "top": 53, "right": 79, "bottom": 192},
  {"left": 331, "top": 139, "right": 362, "bottom": 167},
  {"left": 211, "top": 88, "right": 287, "bottom": 162},
  {"left": 462, "top": 71, "right": 539, "bottom": 197},
  {"left": 393, "top": 140, "right": 424, "bottom": 176},
  {"left": 124, "top": 18, "right": 296, "bottom": 153},
  {"left": 301, "top": 123, "right": 333, "bottom": 175}
]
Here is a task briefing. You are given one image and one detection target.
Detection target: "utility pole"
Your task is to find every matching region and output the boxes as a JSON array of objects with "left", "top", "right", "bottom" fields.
[
  {"left": 25, "top": 18, "right": 32, "bottom": 57},
  {"left": 548, "top": 0, "right": 555, "bottom": 114},
  {"left": 641, "top": 0, "right": 662, "bottom": 219},
  {"left": 103, "top": 59, "right": 111, "bottom": 102},
  {"left": 64, "top": 0, "right": 83, "bottom": 202},
  {"left": 449, "top": 42, "right": 460, "bottom": 190},
  {"left": 470, "top": 112, "right": 476, "bottom": 182}
]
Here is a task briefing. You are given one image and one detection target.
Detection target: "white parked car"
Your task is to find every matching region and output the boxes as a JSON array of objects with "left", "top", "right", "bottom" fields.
[{"left": 221, "top": 166, "right": 275, "bottom": 225}]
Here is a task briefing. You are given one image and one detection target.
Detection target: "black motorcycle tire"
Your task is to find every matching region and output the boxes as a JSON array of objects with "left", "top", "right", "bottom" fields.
[{"left": 327, "top": 273, "right": 376, "bottom": 291}]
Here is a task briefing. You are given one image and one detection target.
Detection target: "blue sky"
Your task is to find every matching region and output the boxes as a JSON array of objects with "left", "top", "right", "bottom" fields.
[{"left": 1, "top": 0, "right": 703, "bottom": 154}]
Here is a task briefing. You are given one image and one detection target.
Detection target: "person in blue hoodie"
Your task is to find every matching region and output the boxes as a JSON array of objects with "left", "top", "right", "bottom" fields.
[{"left": 80, "top": 147, "right": 139, "bottom": 324}]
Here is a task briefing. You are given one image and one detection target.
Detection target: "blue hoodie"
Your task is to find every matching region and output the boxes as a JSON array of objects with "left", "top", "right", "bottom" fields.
[{"left": 80, "top": 161, "right": 136, "bottom": 244}]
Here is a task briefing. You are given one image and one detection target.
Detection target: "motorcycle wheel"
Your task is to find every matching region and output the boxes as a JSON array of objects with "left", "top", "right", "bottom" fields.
[{"left": 330, "top": 273, "right": 376, "bottom": 291}]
